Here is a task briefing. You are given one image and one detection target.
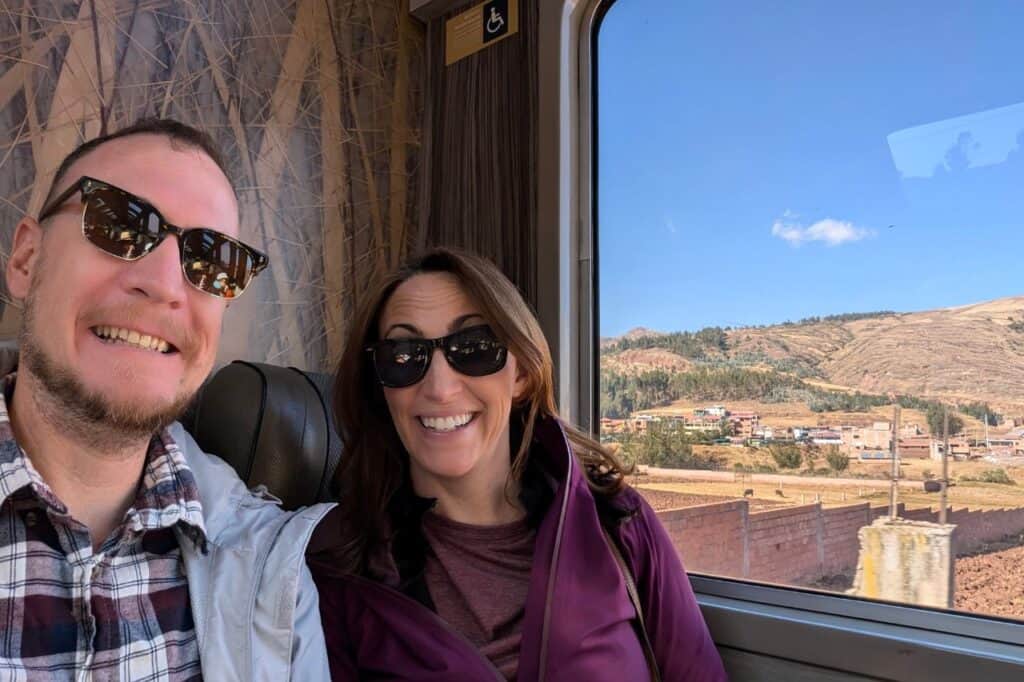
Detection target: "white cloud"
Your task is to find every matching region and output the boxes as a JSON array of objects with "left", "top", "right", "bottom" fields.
[{"left": 771, "top": 214, "right": 873, "bottom": 247}]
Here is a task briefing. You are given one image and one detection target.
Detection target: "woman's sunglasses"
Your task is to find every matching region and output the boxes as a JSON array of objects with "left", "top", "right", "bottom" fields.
[
  {"left": 37, "top": 176, "right": 269, "bottom": 299},
  {"left": 367, "top": 325, "right": 509, "bottom": 388}
]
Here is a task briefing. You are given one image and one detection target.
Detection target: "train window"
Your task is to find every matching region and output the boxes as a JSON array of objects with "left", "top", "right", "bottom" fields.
[{"left": 595, "top": 0, "right": 1024, "bottom": 623}]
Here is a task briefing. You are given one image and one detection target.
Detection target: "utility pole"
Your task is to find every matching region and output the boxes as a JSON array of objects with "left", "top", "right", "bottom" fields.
[
  {"left": 941, "top": 405, "right": 949, "bottom": 524},
  {"left": 890, "top": 405, "right": 901, "bottom": 521},
  {"left": 985, "top": 411, "right": 991, "bottom": 457}
]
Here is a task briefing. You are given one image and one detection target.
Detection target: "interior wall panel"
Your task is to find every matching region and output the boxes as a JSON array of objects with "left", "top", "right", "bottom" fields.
[{"left": 0, "top": 0, "right": 425, "bottom": 372}]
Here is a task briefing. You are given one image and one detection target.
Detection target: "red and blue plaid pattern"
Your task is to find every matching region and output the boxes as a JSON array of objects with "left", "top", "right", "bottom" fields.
[{"left": 0, "top": 375, "right": 205, "bottom": 680}]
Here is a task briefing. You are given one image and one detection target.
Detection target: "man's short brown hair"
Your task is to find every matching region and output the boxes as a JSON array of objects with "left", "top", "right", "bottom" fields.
[{"left": 42, "top": 118, "right": 232, "bottom": 212}]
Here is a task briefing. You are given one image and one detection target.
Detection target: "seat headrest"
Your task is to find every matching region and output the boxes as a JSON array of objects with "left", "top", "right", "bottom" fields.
[{"left": 181, "top": 361, "right": 341, "bottom": 510}]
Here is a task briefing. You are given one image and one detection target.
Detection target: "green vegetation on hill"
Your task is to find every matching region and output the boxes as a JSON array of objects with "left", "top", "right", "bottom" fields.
[
  {"left": 925, "top": 405, "right": 964, "bottom": 437},
  {"left": 601, "top": 305, "right": 1013, "bottom": 427},
  {"left": 958, "top": 401, "right": 1001, "bottom": 426},
  {"left": 600, "top": 365, "right": 987, "bottom": 427},
  {"left": 604, "top": 326, "right": 728, "bottom": 359},
  {"left": 786, "top": 311, "right": 897, "bottom": 326}
]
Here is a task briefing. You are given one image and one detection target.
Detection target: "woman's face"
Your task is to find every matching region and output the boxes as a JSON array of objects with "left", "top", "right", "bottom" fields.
[{"left": 377, "top": 272, "right": 527, "bottom": 493}]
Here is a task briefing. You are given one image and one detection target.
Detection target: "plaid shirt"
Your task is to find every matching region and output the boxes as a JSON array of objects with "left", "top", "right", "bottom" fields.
[{"left": 0, "top": 375, "right": 205, "bottom": 681}]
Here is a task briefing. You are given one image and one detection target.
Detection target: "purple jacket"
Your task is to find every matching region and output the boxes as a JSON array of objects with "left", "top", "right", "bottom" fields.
[{"left": 309, "top": 417, "right": 727, "bottom": 681}]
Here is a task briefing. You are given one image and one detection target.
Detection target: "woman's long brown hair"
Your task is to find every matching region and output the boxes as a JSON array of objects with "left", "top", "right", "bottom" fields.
[{"left": 330, "top": 248, "right": 628, "bottom": 575}]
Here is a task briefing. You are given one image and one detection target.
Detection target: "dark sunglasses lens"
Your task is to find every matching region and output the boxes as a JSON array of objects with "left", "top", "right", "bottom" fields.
[
  {"left": 83, "top": 188, "right": 161, "bottom": 259},
  {"left": 181, "top": 229, "right": 257, "bottom": 298},
  {"left": 445, "top": 327, "right": 507, "bottom": 377},
  {"left": 374, "top": 340, "right": 430, "bottom": 387}
]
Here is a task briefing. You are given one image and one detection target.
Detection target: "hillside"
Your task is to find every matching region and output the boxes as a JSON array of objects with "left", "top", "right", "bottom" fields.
[
  {"left": 602, "top": 296, "right": 1024, "bottom": 415},
  {"left": 601, "top": 348, "right": 693, "bottom": 374},
  {"left": 601, "top": 326, "right": 665, "bottom": 349}
]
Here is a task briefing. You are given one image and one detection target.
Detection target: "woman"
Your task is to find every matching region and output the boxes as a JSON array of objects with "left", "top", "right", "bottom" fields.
[{"left": 308, "top": 248, "right": 727, "bottom": 681}]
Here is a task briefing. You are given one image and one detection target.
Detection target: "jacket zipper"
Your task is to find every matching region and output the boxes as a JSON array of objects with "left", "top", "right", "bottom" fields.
[
  {"left": 535, "top": 429, "right": 574, "bottom": 682},
  {"left": 347, "top": 574, "right": 505, "bottom": 681}
]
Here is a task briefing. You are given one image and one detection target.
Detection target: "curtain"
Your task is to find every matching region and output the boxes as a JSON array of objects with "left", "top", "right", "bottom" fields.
[{"left": 419, "top": 0, "right": 538, "bottom": 306}]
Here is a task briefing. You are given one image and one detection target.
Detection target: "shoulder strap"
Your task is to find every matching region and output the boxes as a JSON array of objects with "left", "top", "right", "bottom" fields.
[{"left": 600, "top": 524, "right": 662, "bottom": 682}]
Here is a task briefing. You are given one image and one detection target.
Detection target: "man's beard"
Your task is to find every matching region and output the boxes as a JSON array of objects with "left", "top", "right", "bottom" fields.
[{"left": 18, "top": 289, "right": 196, "bottom": 451}]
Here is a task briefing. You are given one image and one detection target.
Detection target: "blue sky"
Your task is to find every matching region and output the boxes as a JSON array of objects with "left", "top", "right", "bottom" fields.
[{"left": 597, "top": 1, "right": 1024, "bottom": 336}]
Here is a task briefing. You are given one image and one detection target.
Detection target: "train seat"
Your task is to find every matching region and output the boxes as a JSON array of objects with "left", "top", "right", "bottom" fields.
[{"left": 181, "top": 361, "right": 341, "bottom": 510}]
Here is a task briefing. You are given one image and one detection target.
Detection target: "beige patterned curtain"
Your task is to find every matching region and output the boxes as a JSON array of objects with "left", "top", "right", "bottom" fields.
[{"left": 0, "top": 0, "right": 424, "bottom": 372}]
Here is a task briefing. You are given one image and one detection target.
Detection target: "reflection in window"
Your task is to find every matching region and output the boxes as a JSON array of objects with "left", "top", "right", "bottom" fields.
[{"left": 597, "top": 0, "right": 1024, "bottom": 620}]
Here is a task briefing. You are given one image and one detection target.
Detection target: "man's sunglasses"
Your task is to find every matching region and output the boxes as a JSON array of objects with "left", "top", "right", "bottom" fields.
[
  {"left": 367, "top": 325, "right": 509, "bottom": 388},
  {"left": 37, "top": 176, "right": 268, "bottom": 299}
]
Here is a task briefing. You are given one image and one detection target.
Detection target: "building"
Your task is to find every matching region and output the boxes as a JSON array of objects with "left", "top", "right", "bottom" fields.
[
  {"left": 898, "top": 435, "right": 932, "bottom": 459},
  {"left": 930, "top": 437, "right": 970, "bottom": 461},
  {"left": 728, "top": 411, "right": 760, "bottom": 439},
  {"left": 846, "top": 422, "right": 892, "bottom": 453},
  {"left": 810, "top": 429, "right": 843, "bottom": 446},
  {"left": 695, "top": 405, "right": 727, "bottom": 418}
]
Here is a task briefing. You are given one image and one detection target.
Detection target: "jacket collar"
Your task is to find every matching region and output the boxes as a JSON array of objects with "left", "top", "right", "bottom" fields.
[{"left": 166, "top": 421, "right": 256, "bottom": 546}]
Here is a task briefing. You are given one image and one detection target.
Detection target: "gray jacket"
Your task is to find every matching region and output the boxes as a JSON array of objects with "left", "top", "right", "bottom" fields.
[{"left": 170, "top": 422, "right": 334, "bottom": 681}]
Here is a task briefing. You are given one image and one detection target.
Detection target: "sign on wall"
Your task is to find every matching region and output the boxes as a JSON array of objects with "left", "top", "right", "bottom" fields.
[{"left": 445, "top": 0, "right": 519, "bottom": 65}]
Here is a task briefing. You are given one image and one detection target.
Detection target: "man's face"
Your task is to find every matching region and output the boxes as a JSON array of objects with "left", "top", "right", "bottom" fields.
[{"left": 7, "top": 134, "right": 239, "bottom": 434}]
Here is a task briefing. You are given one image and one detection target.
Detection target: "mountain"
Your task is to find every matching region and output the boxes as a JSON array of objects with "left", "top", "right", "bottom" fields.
[
  {"left": 601, "top": 326, "right": 665, "bottom": 349},
  {"left": 603, "top": 296, "right": 1024, "bottom": 414}
]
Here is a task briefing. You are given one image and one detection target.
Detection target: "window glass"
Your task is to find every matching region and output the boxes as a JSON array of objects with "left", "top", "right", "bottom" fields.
[{"left": 597, "top": 0, "right": 1024, "bottom": 620}]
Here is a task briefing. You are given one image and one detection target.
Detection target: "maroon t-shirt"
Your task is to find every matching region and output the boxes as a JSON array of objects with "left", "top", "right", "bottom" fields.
[{"left": 421, "top": 511, "right": 536, "bottom": 680}]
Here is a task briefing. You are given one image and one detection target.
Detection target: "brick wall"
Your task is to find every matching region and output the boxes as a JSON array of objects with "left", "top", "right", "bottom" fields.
[
  {"left": 950, "top": 507, "right": 1024, "bottom": 553},
  {"left": 658, "top": 501, "right": 746, "bottom": 578},
  {"left": 821, "top": 503, "right": 873, "bottom": 573},
  {"left": 656, "top": 499, "right": 1024, "bottom": 584},
  {"left": 747, "top": 505, "right": 822, "bottom": 583}
]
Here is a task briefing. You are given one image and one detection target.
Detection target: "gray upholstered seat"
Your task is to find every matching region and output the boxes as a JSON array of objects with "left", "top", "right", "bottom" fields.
[{"left": 181, "top": 361, "right": 342, "bottom": 510}]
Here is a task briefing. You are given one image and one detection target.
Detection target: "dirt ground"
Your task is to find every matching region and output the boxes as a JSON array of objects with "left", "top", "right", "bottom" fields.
[
  {"left": 632, "top": 476, "right": 786, "bottom": 512},
  {"left": 635, "top": 481, "right": 1024, "bottom": 621},
  {"left": 955, "top": 534, "right": 1024, "bottom": 619}
]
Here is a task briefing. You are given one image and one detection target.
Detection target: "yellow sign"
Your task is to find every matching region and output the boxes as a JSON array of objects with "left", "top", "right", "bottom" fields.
[{"left": 445, "top": 0, "right": 519, "bottom": 66}]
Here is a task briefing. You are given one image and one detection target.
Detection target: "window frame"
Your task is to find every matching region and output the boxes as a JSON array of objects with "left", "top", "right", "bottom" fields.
[{"left": 534, "top": 0, "right": 1024, "bottom": 668}]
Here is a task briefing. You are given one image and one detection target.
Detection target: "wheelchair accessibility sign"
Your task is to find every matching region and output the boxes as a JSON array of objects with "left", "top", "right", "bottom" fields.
[
  {"left": 483, "top": 1, "right": 509, "bottom": 42},
  {"left": 445, "top": 0, "right": 519, "bottom": 65}
]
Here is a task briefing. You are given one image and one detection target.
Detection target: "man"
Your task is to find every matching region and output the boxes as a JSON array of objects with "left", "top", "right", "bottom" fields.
[{"left": 0, "top": 119, "right": 332, "bottom": 680}]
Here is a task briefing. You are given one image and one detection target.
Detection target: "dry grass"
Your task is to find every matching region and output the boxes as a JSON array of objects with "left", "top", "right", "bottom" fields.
[
  {"left": 636, "top": 478, "right": 1024, "bottom": 511},
  {"left": 728, "top": 297, "right": 1024, "bottom": 413}
]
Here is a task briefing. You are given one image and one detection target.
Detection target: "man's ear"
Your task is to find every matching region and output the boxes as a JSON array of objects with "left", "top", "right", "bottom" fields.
[{"left": 6, "top": 217, "right": 43, "bottom": 301}]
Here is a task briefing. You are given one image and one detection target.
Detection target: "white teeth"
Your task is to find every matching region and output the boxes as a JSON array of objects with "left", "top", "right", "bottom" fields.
[
  {"left": 419, "top": 414, "right": 473, "bottom": 432},
  {"left": 93, "top": 326, "right": 172, "bottom": 353}
]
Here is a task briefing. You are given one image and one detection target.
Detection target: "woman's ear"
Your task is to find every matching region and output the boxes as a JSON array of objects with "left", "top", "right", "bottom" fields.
[{"left": 512, "top": 362, "right": 530, "bottom": 403}]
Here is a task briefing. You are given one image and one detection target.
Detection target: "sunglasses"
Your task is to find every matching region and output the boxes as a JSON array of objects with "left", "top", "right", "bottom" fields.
[
  {"left": 37, "top": 176, "right": 268, "bottom": 299},
  {"left": 367, "top": 325, "right": 509, "bottom": 388}
]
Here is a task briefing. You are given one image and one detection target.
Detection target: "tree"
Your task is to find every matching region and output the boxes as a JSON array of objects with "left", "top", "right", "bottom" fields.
[
  {"left": 769, "top": 444, "right": 803, "bottom": 469},
  {"left": 926, "top": 405, "right": 963, "bottom": 437},
  {"left": 958, "top": 401, "right": 1001, "bottom": 426},
  {"left": 803, "top": 444, "right": 819, "bottom": 470},
  {"left": 825, "top": 446, "right": 849, "bottom": 473},
  {"left": 623, "top": 421, "right": 720, "bottom": 470}
]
